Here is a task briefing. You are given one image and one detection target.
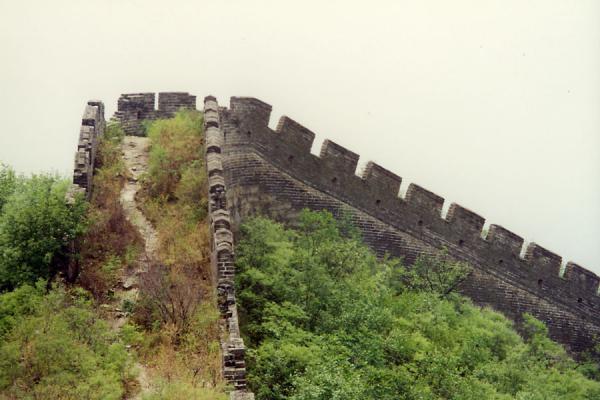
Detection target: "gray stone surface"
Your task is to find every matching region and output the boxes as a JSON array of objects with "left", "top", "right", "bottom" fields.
[
  {"left": 203, "top": 96, "right": 253, "bottom": 396},
  {"left": 71, "top": 100, "right": 106, "bottom": 199},
  {"left": 113, "top": 92, "right": 196, "bottom": 136},
  {"left": 216, "top": 96, "right": 600, "bottom": 356}
]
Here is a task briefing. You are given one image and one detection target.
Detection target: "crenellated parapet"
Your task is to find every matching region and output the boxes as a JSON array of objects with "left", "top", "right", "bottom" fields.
[
  {"left": 203, "top": 96, "right": 255, "bottom": 400},
  {"left": 70, "top": 100, "right": 106, "bottom": 200},
  {"left": 113, "top": 92, "right": 196, "bottom": 136},
  {"left": 216, "top": 96, "right": 600, "bottom": 355}
]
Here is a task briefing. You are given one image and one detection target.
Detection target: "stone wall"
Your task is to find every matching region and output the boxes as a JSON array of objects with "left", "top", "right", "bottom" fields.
[
  {"left": 71, "top": 100, "right": 106, "bottom": 199},
  {"left": 113, "top": 92, "right": 196, "bottom": 136},
  {"left": 203, "top": 96, "right": 255, "bottom": 400},
  {"left": 216, "top": 96, "right": 600, "bottom": 356}
]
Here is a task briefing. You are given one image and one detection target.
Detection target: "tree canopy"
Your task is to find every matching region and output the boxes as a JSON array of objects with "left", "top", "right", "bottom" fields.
[{"left": 236, "top": 210, "right": 600, "bottom": 400}]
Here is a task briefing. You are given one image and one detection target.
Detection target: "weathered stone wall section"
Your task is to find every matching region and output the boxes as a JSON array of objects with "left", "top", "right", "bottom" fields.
[
  {"left": 71, "top": 100, "right": 106, "bottom": 199},
  {"left": 217, "top": 96, "right": 600, "bottom": 355},
  {"left": 203, "top": 96, "right": 255, "bottom": 400},
  {"left": 113, "top": 92, "right": 196, "bottom": 136}
]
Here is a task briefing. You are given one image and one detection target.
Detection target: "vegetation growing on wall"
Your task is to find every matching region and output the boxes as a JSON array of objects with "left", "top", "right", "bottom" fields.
[
  {"left": 236, "top": 210, "right": 600, "bottom": 400},
  {"left": 77, "top": 121, "right": 142, "bottom": 300},
  {"left": 0, "top": 110, "right": 225, "bottom": 399},
  {"left": 132, "top": 110, "right": 225, "bottom": 397}
]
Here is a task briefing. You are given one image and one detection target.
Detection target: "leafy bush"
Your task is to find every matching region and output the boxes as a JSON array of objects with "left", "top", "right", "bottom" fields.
[
  {"left": 395, "top": 248, "right": 472, "bottom": 296},
  {"left": 144, "top": 109, "right": 204, "bottom": 202},
  {"left": 135, "top": 263, "right": 204, "bottom": 335},
  {"left": 0, "top": 283, "right": 134, "bottom": 399},
  {"left": 104, "top": 120, "right": 125, "bottom": 143},
  {"left": 0, "top": 163, "right": 17, "bottom": 213},
  {"left": 132, "top": 302, "right": 224, "bottom": 395},
  {"left": 236, "top": 210, "right": 600, "bottom": 400},
  {"left": 0, "top": 173, "right": 87, "bottom": 289}
]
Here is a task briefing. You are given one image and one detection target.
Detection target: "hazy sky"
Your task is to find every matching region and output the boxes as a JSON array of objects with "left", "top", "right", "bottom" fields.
[{"left": 1, "top": 1, "right": 598, "bottom": 272}]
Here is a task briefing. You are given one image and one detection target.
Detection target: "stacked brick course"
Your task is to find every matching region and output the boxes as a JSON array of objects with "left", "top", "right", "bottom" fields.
[
  {"left": 203, "top": 96, "right": 255, "bottom": 400},
  {"left": 216, "top": 96, "right": 600, "bottom": 356},
  {"left": 113, "top": 92, "right": 196, "bottom": 136},
  {"left": 71, "top": 100, "right": 106, "bottom": 199}
]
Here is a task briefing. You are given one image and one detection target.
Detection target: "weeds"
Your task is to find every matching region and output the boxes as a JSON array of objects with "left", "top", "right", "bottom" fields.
[
  {"left": 133, "top": 110, "right": 224, "bottom": 391},
  {"left": 77, "top": 124, "right": 142, "bottom": 301}
]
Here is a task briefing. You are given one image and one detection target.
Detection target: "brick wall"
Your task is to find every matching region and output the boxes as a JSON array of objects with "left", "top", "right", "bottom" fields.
[
  {"left": 113, "top": 92, "right": 196, "bottom": 136},
  {"left": 217, "top": 96, "right": 600, "bottom": 356},
  {"left": 70, "top": 100, "right": 106, "bottom": 199},
  {"left": 204, "top": 96, "right": 255, "bottom": 400}
]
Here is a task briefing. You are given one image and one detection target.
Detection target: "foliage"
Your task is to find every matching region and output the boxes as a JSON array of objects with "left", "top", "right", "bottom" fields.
[
  {"left": 140, "top": 109, "right": 210, "bottom": 277},
  {"left": 135, "top": 263, "right": 204, "bottom": 335},
  {"left": 77, "top": 125, "right": 142, "bottom": 300},
  {"left": 136, "top": 110, "right": 211, "bottom": 337},
  {"left": 0, "top": 173, "right": 87, "bottom": 289},
  {"left": 0, "top": 283, "right": 134, "bottom": 399},
  {"left": 132, "top": 303, "right": 225, "bottom": 394},
  {"left": 395, "top": 248, "right": 472, "bottom": 297},
  {"left": 142, "top": 380, "right": 227, "bottom": 400},
  {"left": 133, "top": 110, "right": 222, "bottom": 390},
  {"left": 103, "top": 120, "right": 125, "bottom": 143},
  {"left": 0, "top": 163, "right": 17, "bottom": 212},
  {"left": 144, "top": 109, "right": 205, "bottom": 203},
  {"left": 236, "top": 210, "right": 600, "bottom": 400}
]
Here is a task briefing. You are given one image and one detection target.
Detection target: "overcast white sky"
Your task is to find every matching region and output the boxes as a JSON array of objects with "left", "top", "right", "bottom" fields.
[{"left": 0, "top": 0, "right": 598, "bottom": 272}]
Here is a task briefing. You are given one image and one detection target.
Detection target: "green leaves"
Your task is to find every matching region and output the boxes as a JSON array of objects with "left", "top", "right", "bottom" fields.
[
  {"left": 0, "top": 163, "right": 17, "bottom": 212},
  {"left": 0, "top": 173, "right": 87, "bottom": 289},
  {"left": 0, "top": 284, "right": 131, "bottom": 399},
  {"left": 397, "top": 248, "right": 472, "bottom": 297},
  {"left": 145, "top": 109, "right": 205, "bottom": 201},
  {"left": 235, "top": 210, "right": 600, "bottom": 400}
]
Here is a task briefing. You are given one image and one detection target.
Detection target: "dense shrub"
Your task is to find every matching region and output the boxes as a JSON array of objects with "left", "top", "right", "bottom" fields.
[
  {"left": 236, "top": 210, "right": 600, "bottom": 400},
  {"left": 135, "top": 262, "right": 204, "bottom": 334},
  {"left": 0, "top": 163, "right": 17, "bottom": 212},
  {"left": 144, "top": 109, "right": 205, "bottom": 203},
  {"left": 0, "top": 283, "right": 134, "bottom": 399},
  {"left": 0, "top": 173, "right": 87, "bottom": 289}
]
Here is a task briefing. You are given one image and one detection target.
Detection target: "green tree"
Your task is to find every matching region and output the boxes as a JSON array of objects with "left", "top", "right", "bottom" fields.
[
  {"left": 397, "top": 249, "right": 472, "bottom": 297},
  {"left": 0, "top": 174, "right": 87, "bottom": 289},
  {"left": 0, "top": 163, "right": 17, "bottom": 213},
  {"left": 235, "top": 210, "right": 600, "bottom": 400}
]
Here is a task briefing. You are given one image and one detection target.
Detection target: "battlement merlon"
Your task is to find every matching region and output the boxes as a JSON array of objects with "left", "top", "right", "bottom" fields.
[{"left": 219, "top": 96, "right": 600, "bottom": 301}]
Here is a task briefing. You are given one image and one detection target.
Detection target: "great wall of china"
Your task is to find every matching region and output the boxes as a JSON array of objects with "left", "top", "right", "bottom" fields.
[{"left": 70, "top": 92, "right": 600, "bottom": 399}]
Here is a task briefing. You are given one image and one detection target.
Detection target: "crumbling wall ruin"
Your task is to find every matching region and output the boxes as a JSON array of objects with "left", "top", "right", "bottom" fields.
[{"left": 70, "top": 100, "right": 106, "bottom": 199}]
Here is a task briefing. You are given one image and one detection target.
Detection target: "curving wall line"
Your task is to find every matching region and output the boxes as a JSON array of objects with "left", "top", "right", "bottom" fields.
[
  {"left": 204, "top": 95, "right": 255, "bottom": 400},
  {"left": 216, "top": 96, "right": 600, "bottom": 355}
]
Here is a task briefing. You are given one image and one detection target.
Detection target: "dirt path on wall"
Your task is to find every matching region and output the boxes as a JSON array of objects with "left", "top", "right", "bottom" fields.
[{"left": 112, "top": 135, "right": 157, "bottom": 399}]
